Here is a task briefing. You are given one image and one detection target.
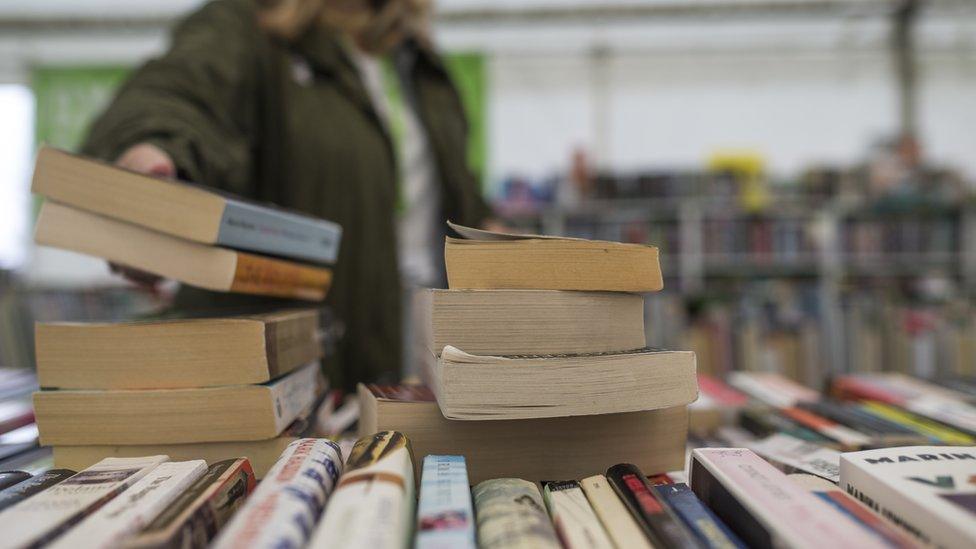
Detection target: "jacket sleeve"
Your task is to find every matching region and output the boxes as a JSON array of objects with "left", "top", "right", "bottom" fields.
[{"left": 81, "top": 0, "right": 262, "bottom": 195}]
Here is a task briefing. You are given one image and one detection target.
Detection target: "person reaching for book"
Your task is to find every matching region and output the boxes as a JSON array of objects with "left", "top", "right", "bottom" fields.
[{"left": 81, "top": 0, "right": 495, "bottom": 390}]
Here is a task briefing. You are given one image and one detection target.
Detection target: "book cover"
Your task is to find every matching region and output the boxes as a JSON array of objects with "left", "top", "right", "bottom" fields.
[
  {"left": 0, "top": 469, "right": 74, "bottom": 512},
  {"left": 652, "top": 483, "right": 745, "bottom": 549},
  {"left": 415, "top": 455, "right": 476, "bottom": 549},
  {"left": 212, "top": 439, "right": 342, "bottom": 549},
  {"left": 472, "top": 478, "right": 561, "bottom": 549},
  {"left": 0, "top": 470, "right": 31, "bottom": 491},
  {"left": 308, "top": 431, "right": 415, "bottom": 549},
  {"left": 543, "top": 480, "right": 614, "bottom": 549},
  {"left": 579, "top": 475, "right": 652, "bottom": 549},
  {"left": 840, "top": 446, "right": 976, "bottom": 547},
  {"left": 606, "top": 463, "right": 699, "bottom": 548}
]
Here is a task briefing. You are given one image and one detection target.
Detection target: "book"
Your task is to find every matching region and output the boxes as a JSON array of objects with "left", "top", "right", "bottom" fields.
[
  {"left": 748, "top": 432, "right": 840, "bottom": 483},
  {"left": 34, "top": 363, "right": 319, "bottom": 445},
  {"left": 0, "top": 470, "right": 31, "bottom": 491},
  {"left": 212, "top": 438, "right": 343, "bottom": 548},
  {"left": 35, "top": 201, "right": 332, "bottom": 301},
  {"left": 415, "top": 455, "right": 476, "bottom": 549},
  {"left": 308, "top": 431, "right": 415, "bottom": 549},
  {"left": 652, "top": 483, "right": 745, "bottom": 549},
  {"left": 31, "top": 147, "right": 342, "bottom": 264},
  {"left": 606, "top": 463, "right": 700, "bottom": 548},
  {"left": 425, "top": 346, "right": 697, "bottom": 420},
  {"left": 579, "top": 475, "right": 653, "bottom": 549},
  {"left": 542, "top": 481, "right": 614, "bottom": 549},
  {"left": 49, "top": 460, "right": 207, "bottom": 549},
  {"left": 471, "top": 478, "right": 561, "bottom": 549},
  {"left": 0, "top": 400, "right": 35, "bottom": 436},
  {"left": 359, "top": 384, "right": 687, "bottom": 484},
  {"left": 420, "top": 289, "right": 645, "bottom": 356},
  {"left": 124, "top": 458, "right": 256, "bottom": 549},
  {"left": 35, "top": 309, "right": 321, "bottom": 390},
  {"left": 0, "top": 455, "right": 168, "bottom": 548},
  {"left": 444, "top": 222, "right": 663, "bottom": 292},
  {"left": 0, "top": 368, "right": 38, "bottom": 401},
  {"left": 778, "top": 406, "right": 872, "bottom": 449},
  {"left": 839, "top": 446, "right": 976, "bottom": 547},
  {"left": 0, "top": 469, "right": 75, "bottom": 512},
  {"left": 795, "top": 400, "right": 929, "bottom": 447},
  {"left": 857, "top": 401, "right": 974, "bottom": 445},
  {"left": 689, "top": 448, "right": 889, "bottom": 549},
  {"left": 788, "top": 474, "right": 916, "bottom": 549}
]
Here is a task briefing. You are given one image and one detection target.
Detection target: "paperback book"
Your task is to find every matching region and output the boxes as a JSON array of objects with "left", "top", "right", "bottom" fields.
[
  {"left": 471, "top": 478, "right": 560, "bottom": 549},
  {"left": 606, "top": 463, "right": 699, "bottom": 548},
  {"left": 579, "top": 475, "right": 652, "bottom": 549},
  {"left": 543, "top": 480, "right": 614, "bottom": 549},
  {"left": 415, "top": 455, "right": 476, "bottom": 549},
  {"left": 0, "top": 469, "right": 74, "bottom": 512}
]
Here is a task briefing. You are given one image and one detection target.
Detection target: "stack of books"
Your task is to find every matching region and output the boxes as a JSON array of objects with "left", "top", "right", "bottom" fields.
[
  {"left": 362, "top": 222, "right": 698, "bottom": 483},
  {"left": 0, "top": 368, "right": 46, "bottom": 471},
  {"left": 28, "top": 148, "right": 343, "bottom": 477}
]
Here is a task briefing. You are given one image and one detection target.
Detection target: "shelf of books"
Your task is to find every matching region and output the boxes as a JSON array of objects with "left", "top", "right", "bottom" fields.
[{"left": 0, "top": 150, "right": 974, "bottom": 547}]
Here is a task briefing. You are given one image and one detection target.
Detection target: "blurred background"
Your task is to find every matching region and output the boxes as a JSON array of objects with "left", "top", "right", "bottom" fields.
[{"left": 2, "top": 0, "right": 975, "bottom": 384}]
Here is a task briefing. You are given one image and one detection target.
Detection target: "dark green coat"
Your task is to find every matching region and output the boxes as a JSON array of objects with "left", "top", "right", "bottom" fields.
[{"left": 82, "top": 0, "right": 490, "bottom": 390}]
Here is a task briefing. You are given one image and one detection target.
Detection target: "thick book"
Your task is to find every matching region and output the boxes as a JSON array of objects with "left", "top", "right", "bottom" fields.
[
  {"left": 579, "top": 475, "right": 653, "bottom": 549},
  {"left": 212, "top": 438, "right": 343, "bottom": 549},
  {"left": 444, "top": 222, "right": 663, "bottom": 292},
  {"left": 420, "top": 289, "right": 645, "bottom": 356},
  {"left": 789, "top": 474, "right": 916, "bottom": 549},
  {"left": 415, "top": 455, "right": 476, "bottom": 549},
  {"left": 424, "top": 346, "right": 697, "bottom": 420},
  {"left": 32, "top": 147, "right": 342, "bottom": 264},
  {"left": 543, "top": 481, "right": 615, "bottom": 549},
  {"left": 125, "top": 458, "right": 256, "bottom": 549},
  {"left": 839, "top": 446, "right": 976, "bottom": 548},
  {"left": 472, "top": 478, "right": 561, "bottom": 549},
  {"left": 34, "top": 363, "right": 319, "bottom": 445},
  {"left": 35, "top": 201, "right": 332, "bottom": 301},
  {"left": 606, "top": 463, "right": 700, "bottom": 548},
  {"left": 308, "top": 431, "right": 416, "bottom": 549},
  {"left": 689, "top": 448, "right": 889, "bottom": 549},
  {"left": 35, "top": 309, "right": 321, "bottom": 390},
  {"left": 359, "top": 384, "right": 687, "bottom": 484},
  {"left": 652, "top": 483, "right": 745, "bottom": 549},
  {"left": 0, "top": 455, "right": 168, "bottom": 548},
  {"left": 49, "top": 460, "right": 207, "bottom": 549},
  {"left": 0, "top": 469, "right": 74, "bottom": 512}
]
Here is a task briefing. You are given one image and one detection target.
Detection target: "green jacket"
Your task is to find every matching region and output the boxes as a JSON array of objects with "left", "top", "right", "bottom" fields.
[{"left": 82, "top": 0, "right": 490, "bottom": 390}]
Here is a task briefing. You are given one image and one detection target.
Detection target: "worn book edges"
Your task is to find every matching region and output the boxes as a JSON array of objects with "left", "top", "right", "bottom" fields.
[
  {"left": 50, "top": 460, "right": 207, "bottom": 549},
  {"left": 689, "top": 448, "right": 889, "bottom": 549},
  {"left": 35, "top": 309, "right": 321, "bottom": 390},
  {"left": 308, "top": 431, "right": 415, "bottom": 549},
  {"left": 472, "top": 478, "right": 561, "bottom": 549},
  {"left": 421, "top": 289, "right": 645, "bottom": 356},
  {"left": 32, "top": 147, "right": 342, "bottom": 264},
  {"left": 606, "top": 463, "right": 700, "bottom": 548},
  {"left": 415, "top": 455, "right": 476, "bottom": 549},
  {"left": 35, "top": 201, "right": 332, "bottom": 301},
  {"left": 358, "top": 383, "right": 687, "bottom": 484},
  {"left": 0, "top": 469, "right": 74, "bottom": 512},
  {"left": 839, "top": 446, "right": 976, "bottom": 548},
  {"left": 444, "top": 221, "right": 663, "bottom": 292},
  {"left": 426, "top": 346, "right": 697, "bottom": 420},
  {"left": 126, "top": 458, "right": 256, "bottom": 549},
  {"left": 579, "top": 475, "right": 653, "bottom": 549},
  {"left": 543, "top": 480, "right": 614, "bottom": 549},
  {"left": 652, "top": 483, "right": 745, "bottom": 549},
  {"left": 212, "top": 439, "right": 342, "bottom": 548},
  {"left": 0, "top": 455, "right": 168, "bottom": 548},
  {"left": 34, "top": 363, "right": 319, "bottom": 445}
]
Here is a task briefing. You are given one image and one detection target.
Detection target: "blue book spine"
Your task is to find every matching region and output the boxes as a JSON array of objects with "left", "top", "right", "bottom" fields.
[
  {"left": 653, "top": 483, "right": 747, "bottom": 549},
  {"left": 415, "top": 455, "right": 477, "bottom": 549}
]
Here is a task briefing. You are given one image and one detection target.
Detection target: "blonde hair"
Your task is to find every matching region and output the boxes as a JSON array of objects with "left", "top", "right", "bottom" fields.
[{"left": 258, "top": 0, "right": 371, "bottom": 41}]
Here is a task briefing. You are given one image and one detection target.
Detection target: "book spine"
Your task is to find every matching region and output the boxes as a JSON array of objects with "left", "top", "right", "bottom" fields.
[
  {"left": 472, "top": 478, "right": 561, "bottom": 549},
  {"left": 415, "top": 455, "right": 476, "bottom": 549},
  {"left": 0, "top": 469, "right": 74, "bottom": 513},
  {"left": 268, "top": 363, "right": 320, "bottom": 434},
  {"left": 543, "top": 481, "right": 615, "bottom": 549},
  {"left": 49, "top": 461, "right": 207, "bottom": 549},
  {"left": 689, "top": 454, "right": 774, "bottom": 549},
  {"left": 230, "top": 253, "right": 332, "bottom": 302},
  {"left": 606, "top": 463, "right": 700, "bottom": 549},
  {"left": 308, "top": 431, "right": 415, "bottom": 549},
  {"left": 808, "top": 489, "right": 916, "bottom": 549},
  {"left": 579, "top": 475, "right": 653, "bottom": 549},
  {"left": 125, "top": 458, "right": 256, "bottom": 549},
  {"left": 652, "top": 483, "right": 746, "bottom": 549},
  {"left": 0, "top": 470, "right": 32, "bottom": 491},
  {"left": 218, "top": 198, "right": 342, "bottom": 265},
  {"left": 212, "top": 439, "right": 342, "bottom": 549}
]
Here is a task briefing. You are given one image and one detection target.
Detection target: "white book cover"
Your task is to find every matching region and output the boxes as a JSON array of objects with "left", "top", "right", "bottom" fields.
[
  {"left": 0, "top": 455, "right": 168, "bottom": 549},
  {"left": 211, "top": 438, "right": 343, "bottom": 549},
  {"left": 543, "top": 481, "right": 614, "bottom": 549},
  {"left": 269, "top": 362, "right": 320, "bottom": 433},
  {"left": 840, "top": 446, "right": 976, "bottom": 548},
  {"left": 49, "top": 460, "right": 206, "bottom": 549},
  {"left": 415, "top": 455, "right": 476, "bottom": 549},
  {"left": 473, "top": 478, "right": 561, "bottom": 549},
  {"left": 750, "top": 433, "right": 841, "bottom": 483},
  {"left": 309, "top": 432, "right": 415, "bottom": 549}
]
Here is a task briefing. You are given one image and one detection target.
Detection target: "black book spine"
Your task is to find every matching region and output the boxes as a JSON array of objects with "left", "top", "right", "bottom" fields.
[
  {"left": 689, "top": 456, "right": 773, "bottom": 549},
  {"left": 607, "top": 463, "right": 703, "bottom": 549},
  {"left": 0, "top": 469, "right": 75, "bottom": 512},
  {"left": 0, "top": 470, "right": 32, "bottom": 491}
]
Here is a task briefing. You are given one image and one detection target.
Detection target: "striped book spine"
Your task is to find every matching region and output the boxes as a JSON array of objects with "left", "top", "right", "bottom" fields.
[{"left": 415, "top": 455, "right": 476, "bottom": 549}]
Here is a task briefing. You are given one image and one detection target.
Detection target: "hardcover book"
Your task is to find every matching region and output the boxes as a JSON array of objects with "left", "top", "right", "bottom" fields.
[
  {"left": 32, "top": 147, "right": 342, "bottom": 264},
  {"left": 606, "top": 463, "right": 699, "bottom": 548},
  {"left": 472, "top": 478, "right": 561, "bottom": 549}
]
